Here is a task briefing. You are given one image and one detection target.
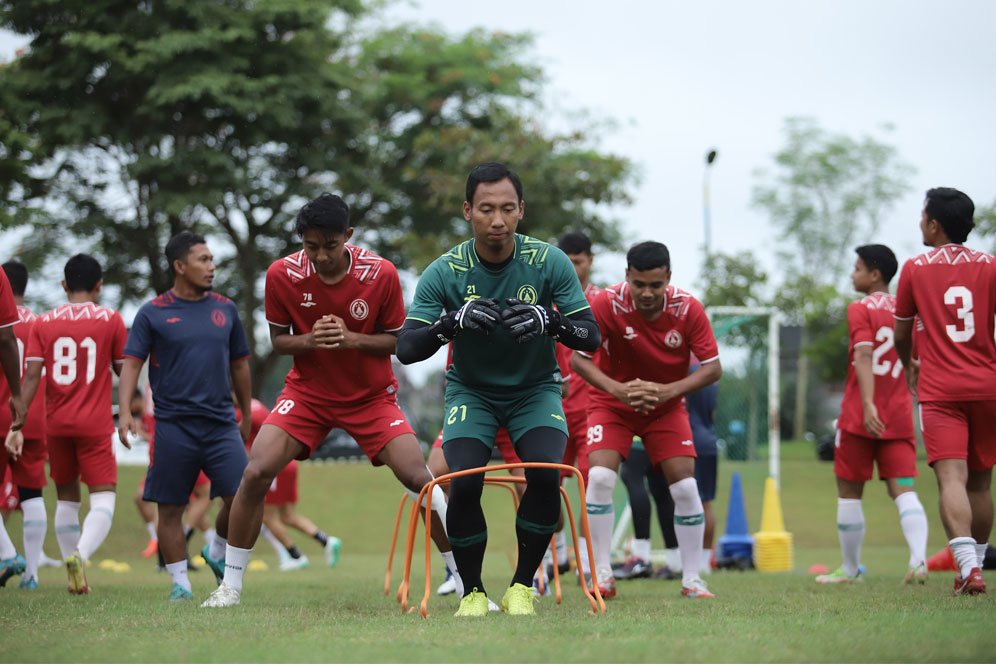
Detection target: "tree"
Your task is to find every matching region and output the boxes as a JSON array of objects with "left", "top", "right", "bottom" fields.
[
  {"left": 0, "top": 2, "right": 634, "bottom": 391},
  {"left": 753, "top": 117, "right": 914, "bottom": 439},
  {"left": 976, "top": 199, "right": 996, "bottom": 252}
]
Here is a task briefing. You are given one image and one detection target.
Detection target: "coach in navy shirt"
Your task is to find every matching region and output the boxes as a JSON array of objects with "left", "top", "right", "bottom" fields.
[{"left": 117, "top": 231, "right": 252, "bottom": 603}]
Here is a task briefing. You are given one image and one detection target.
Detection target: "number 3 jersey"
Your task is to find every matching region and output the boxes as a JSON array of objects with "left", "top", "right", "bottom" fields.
[
  {"left": 895, "top": 244, "right": 996, "bottom": 404},
  {"left": 26, "top": 302, "right": 128, "bottom": 438},
  {"left": 838, "top": 292, "right": 913, "bottom": 439}
]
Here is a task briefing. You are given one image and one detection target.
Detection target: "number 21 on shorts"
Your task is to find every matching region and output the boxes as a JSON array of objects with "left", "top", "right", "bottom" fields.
[{"left": 446, "top": 405, "right": 468, "bottom": 425}]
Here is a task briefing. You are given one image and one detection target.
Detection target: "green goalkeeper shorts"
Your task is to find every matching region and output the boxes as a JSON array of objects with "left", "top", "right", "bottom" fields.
[{"left": 441, "top": 380, "right": 568, "bottom": 449}]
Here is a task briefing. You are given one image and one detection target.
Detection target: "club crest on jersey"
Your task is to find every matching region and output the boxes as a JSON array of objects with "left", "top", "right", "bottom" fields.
[
  {"left": 211, "top": 310, "right": 227, "bottom": 328},
  {"left": 349, "top": 299, "right": 369, "bottom": 321},
  {"left": 664, "top": 329, "right": 683, "bottom": 348},
  {"left": 623, "top": 326, "right": 638, "bottom": 341},
  {"left": 300, "top": 293, "right": 317, "bottom": 308},
  {"left": 516, "top": 284, "right": 538, "bottom": 304}
]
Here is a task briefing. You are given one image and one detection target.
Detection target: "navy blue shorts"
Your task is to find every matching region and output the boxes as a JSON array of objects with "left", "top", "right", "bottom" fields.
[
  {"left": 694, "top": 454, "right": 718, "bottom": 502},
  {"left": 143, "top": 416, "right": 247, "bottom": 505}
]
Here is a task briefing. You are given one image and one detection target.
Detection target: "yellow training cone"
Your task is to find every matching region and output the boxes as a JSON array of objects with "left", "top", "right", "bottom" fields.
[
  {"left": 754, "top": 477, "right": 793, "bottom": 572},
  {"left": 248, "top": 559, "right": 269, "bottom": 571}
]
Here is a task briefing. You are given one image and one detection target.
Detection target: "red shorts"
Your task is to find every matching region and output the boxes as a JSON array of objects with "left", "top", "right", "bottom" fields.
[
  {"left": 586, "top": 405, "right": 696, "bottom": 467},
  {"left": 834, "top": 429, "right": 917, "bottom": 482},
  {"left": 1, "top": 467, "right": 17, "bottom": 511},
  {"left": 48, "top": 434, "right": 117, "bottom": 486},
  {"left": 562, "top": 407, "right": 590, "bottom": 484},
  {"left": 433, "top": 427, "right": 521, "bottom": 464},
  {"left": 194, "top": 471, "right": 210, "bottom": 488},
  {"left": 919, "top": 400, "right": 996, "bottom": 471},
  {"left": 266, "top": 385, "right": 414, "bottom": 465},
  {"left": 0, "top": 437, "right": 47, "bottom": 490},
  {"left": 265, "top": 460, "right": 298, "bottom": 505}
]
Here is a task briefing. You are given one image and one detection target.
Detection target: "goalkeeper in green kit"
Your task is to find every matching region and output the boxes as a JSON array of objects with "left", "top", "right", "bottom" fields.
[{"left": 397, "top": 162, "right": 601, "bottom": 617}]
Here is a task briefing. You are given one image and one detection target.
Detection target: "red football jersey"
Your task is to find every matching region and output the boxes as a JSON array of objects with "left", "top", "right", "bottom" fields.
[
  {"left": 585, "top": 283, "right": 719, "bottom": 414},
  {"left": 25, "top": 302, "right": 128, "bottom": 437},
  {"left": 264, "top": 245, "right": 406, "bottom": 402},
  {"left": 0, "top": 271, "right": 16, "bottom": 328},
  {"left": 895, "top": 245, "right": 996, "bottom": 402},
  {"left": 0, "top": 307, "right": 46, "bottom": 439},
  {"left": 238, "top": 398, "right": 271, "bottom": 450},
  {"left": 837, "top": 292, "right": 913, "bottom": 439},
  {"left": 560, "top": 283, "right": 601, "bottom": 418}
]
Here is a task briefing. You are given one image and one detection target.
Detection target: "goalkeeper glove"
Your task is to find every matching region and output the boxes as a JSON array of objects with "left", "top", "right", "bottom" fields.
[
  {"left": 428, "top": 298, "right": 501, "bottom": 343},
  {"left": 500, "top": 298, "right": 565, "bottom": 343}
]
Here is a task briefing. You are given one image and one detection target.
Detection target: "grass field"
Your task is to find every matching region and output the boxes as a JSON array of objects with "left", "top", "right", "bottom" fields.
[{"left": 2, "top": 442, "right": 994, "bottom": 662}]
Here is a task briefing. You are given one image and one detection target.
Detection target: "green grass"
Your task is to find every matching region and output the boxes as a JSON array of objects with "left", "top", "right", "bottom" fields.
[{"left": 2, "top": 441, "right": 994, "bottom": 662}]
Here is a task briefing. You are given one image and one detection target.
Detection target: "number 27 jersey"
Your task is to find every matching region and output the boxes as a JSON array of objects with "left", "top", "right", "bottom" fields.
[
  {"left": 894, "top": 244, "right": 996, "bottom": 403},
  {"left": 838, "top": 292, "right": 913, "bottom": 439}
]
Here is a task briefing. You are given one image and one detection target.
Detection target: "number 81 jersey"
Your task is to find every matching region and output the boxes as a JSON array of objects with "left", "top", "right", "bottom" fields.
[
  {"left": 838, "top": 292, "right": 913, "bottom": 439},
  {"left": 26, "top": 302, "right": 128, "bottom": 438}
]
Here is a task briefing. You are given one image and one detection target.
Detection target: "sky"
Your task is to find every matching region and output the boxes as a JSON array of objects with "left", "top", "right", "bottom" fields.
[{"left": 2, "top": 0, "right": 995, "bottom": 381}]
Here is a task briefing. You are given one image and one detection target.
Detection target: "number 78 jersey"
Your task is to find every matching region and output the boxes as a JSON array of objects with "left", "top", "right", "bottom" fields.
[
  {"left": 26, "top": 302, "right": 128, "bottom": 437},
  {"left": 894, "top": 244, "right": 996, "bottom": 403},
  {"left": 838, "top": 292, "right": 913, "bottom": 439}
]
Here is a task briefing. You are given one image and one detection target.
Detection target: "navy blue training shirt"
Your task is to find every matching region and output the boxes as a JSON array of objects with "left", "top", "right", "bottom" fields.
[
  {"left": 124, "top": 290, "right": 250, "bottom": 425},
  {"left": 686, "top": 369, "right": 719, "bottom": 456}
]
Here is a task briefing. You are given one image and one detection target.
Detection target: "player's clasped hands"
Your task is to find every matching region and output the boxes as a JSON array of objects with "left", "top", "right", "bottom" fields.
[
  {"left": 311, "top": 314, "right": 356, "bottom": 350},
  {"left": 623, "top": 378, "right": 679, "bottom": 413}
]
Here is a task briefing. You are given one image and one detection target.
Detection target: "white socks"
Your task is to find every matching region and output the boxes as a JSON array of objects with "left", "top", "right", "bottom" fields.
[
  {"left": 77, "top": 491, "right": 115, "bottom": 561},
  {"left": 664, "top": 547, "right": 681, "bottom": 572},
  {"left": 0, "top": 514, "right": 15, "bottom": 560},
  {"left": 585, "top": 466, "right": 617, "bottom": 582},
  {"left": 554, "top": 529, "right": 568, "bottom": 566},
  {"left": 260, "top": 525, "right": 285, "bottom": 557},
  {"left": 20, "top": 497, "right": 47, "bottom": 579},
  {"left": 145, "top": 521, "right": 158, "bottom": 541},
  {"left": 209, "top": 534, "right": 227, "bottom": 562},
  {"left": 950, "top": 537, "right": 978, "bottom": 578},
  {"left": 670, "top": 477, "right": 705, "bottom": 586},
  {"left": 976, "top": 543, "right": 988, "bottom": 569},
  {"left": 166, "top": 560, "right": 191, "bottom": 592},
  {"left": 837, "top": 498, "right": 865, "bottom": 576},
  {"left": 223, "top": 544, "right": 251, "bottom": 591},
  {"left": 631, "top": 538, "right": 651, "bottom": 563},
  {"left": 700, "top": 548, "right": 713, "bottom": 575},
  {"left": 894, "top": 492, "right": 928, "bottom": 567},
  {"left": 54, "top": 500, "right": 82, "bottom": 559},
  {"left": 440, "top": 550, "right": 464, "bottom": 596},
  {"left": 576, "top": 536, "right": 591, "bottom": 576}
]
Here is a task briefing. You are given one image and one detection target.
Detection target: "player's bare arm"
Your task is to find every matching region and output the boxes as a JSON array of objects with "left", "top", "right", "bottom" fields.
[
  {"left": 570, "top": 351, "right": 642, "bottom": 410},
  {"left": 116, "top": 356, "right": 145, "bottom": 449},
  {"left": 852, "top": 344, "right": 885, "bottom": 437},
  {"left": 231, "top": 357, "right": 253, "bottom": 442},
  {"left": 18, "top": 359, "right": 42, "bottom": 421},
  {"left": 893, "top": 318, "right": 916, "bottom": 398},
  {"left": 0, "top": 325, "right": 25, "bottom": 430},
  {"left": 322, "top": 312, "right": 397, "bottom": 356}
]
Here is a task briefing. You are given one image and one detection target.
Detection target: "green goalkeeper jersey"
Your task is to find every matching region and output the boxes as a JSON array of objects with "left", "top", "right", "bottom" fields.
[{"left": 407, "top": 234, "right": 590, "bottom": 389}]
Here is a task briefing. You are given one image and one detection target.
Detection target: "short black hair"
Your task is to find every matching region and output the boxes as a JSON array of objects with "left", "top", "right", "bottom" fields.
[
  {"left": 465, "top": 162, "right": 523, "bottom": 205},
  {"left": 855, "top": 244, "right": 898, "bottom": 285},
  {"left": 626, "top": 241, "right": 670, "bottom": 271},
  {"left": 165, "top": 231, "right": 207, "bottom": 270},
  {"left": 925, "top": 187, "right": 975, "bottom": 243},
  {"left": 295, "top": 193, "right": 350, "bottom": 236},
  {"left": 557, "top": 231, "right": 592, "bottom": 256},
  {"left": 64, "top": 254, "right": 102, "bottom": 293},
  {"left": 2, "top": 260, "right": 28, "bottom": 297}
]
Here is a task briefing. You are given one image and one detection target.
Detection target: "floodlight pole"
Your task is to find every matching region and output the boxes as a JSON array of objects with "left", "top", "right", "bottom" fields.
[{"left": 703, "top": 149, "right": 718, "bottom": 258}]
